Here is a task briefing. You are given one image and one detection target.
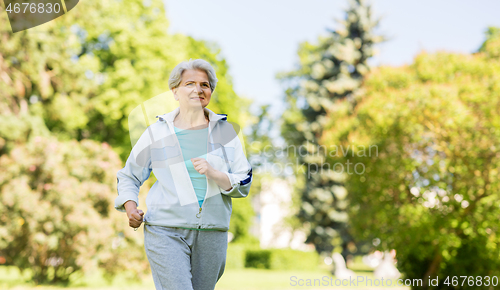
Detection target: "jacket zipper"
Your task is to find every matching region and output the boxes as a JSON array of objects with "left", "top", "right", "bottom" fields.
[
  {"left": 167, "top": 111, "right": 219, "bottom": 228},
  {"left": 196, "top": 121, "right": 212, "bottom": 228}
]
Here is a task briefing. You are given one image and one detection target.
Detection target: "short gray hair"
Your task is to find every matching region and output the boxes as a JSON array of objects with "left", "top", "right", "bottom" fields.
[{"left": 168, "top": 59, "right": 218, "bottom": 92}]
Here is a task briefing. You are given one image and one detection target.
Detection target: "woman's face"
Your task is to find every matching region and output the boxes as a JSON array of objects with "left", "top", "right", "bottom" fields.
[{"left": 173, "top": 69, "right": 212, "bottom": 109}]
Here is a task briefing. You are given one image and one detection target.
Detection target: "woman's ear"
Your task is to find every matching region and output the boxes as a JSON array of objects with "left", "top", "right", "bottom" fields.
[{"left": 173, "top": 88, "right": 178, "bottom": 100}]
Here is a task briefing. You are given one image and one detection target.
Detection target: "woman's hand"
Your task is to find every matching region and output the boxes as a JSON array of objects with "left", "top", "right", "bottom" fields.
[
  {"left": 191, "top": 157, "right": 215, "bottom": 177},
  {"left": 191, "top": 157, "right": 232, "bottom": 191},
  {"left": 124, "top": 200, "right": 144, "bottom": 229}
]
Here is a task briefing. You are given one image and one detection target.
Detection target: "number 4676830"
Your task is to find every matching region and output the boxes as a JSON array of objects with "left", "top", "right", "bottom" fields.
[
  {"left": 6, "top": 2, "right": 62, "bottom": 14},
  {"left": 444, "top": 276, "right": 498, "bottom": 287}
]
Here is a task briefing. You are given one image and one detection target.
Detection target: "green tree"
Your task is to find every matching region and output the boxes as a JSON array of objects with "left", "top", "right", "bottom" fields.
[
  {"left": 1, "top": 0, "right": 250, "bottom": 159},
  {"left": 232, "top": 104, "right": 277, "bottom": 245},
  {"left": 279, "top": 0, "right": 384, "bottom": 258},
  {"left": 0, "top": 0, "right": 254, "bottom": 283},
  {"left": 321, "top": 27, "right": 500, "bottom": 288},
  {"left": 478, "top": 26, "right": 500, "bottom": 58},
  {"left": 0, "top": 136, "right": 152, "bottom": 284}
]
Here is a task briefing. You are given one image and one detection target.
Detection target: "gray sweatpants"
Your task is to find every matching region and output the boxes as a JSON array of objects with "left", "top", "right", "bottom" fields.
[{"left": 144, "top": 224, "right": 228, "bottom": 290}]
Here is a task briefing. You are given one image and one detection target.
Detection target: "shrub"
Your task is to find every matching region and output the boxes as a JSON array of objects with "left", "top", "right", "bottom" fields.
[
  {"left": 244, "top": 248, "right": 272, "bottom": 269},
  {"left": 269, "top": 249, "right": 319, "bottom": 271},
  {"left": 237, "top": 246, "right": 319, "bottom": 271},
  {"left": 0, "top": 136, "right": 149, "bottom": 284}
]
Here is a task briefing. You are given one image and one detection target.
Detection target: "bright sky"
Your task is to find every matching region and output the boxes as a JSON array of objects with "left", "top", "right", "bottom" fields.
[{"left": 163, "top": 0, "right": 500, "bottom": 112}]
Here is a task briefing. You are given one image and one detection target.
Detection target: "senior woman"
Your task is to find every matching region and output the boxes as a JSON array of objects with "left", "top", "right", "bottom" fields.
[{"left": 114, "top": 59, "right": 252, "bottom": 290}]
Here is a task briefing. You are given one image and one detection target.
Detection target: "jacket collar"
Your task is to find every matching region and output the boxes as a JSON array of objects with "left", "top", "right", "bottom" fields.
[{"left": 157, "top": 107, "right": 225, "bottom": 123}]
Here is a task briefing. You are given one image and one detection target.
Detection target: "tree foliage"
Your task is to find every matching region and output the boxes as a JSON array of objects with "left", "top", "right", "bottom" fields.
[
  {"left": 1, "top": 0, "right": 250, "bottom": 159},
  {"left": 0, "top": 0, "right": 254, "bottom": 283},
  {"left": 0, "top": 136, "right": 151, "bottom": 284},
  {"left": 321, "top": 27, "right": 500, "bottom": 288}
]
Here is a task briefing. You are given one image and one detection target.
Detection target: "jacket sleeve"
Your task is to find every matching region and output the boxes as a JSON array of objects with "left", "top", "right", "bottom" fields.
[
  {"left": 218, "top": 128, "right": 252, "bottom": 198},
  {"left": 115, "top": 126, "right": 153, "bottom": 212}
]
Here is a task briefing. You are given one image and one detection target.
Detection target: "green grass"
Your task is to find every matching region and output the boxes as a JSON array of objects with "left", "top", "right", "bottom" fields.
[
  {"left": 217, "top": 268, "right": 337, "bottom": 290},
  {"left": 1, "top": 265, "right": 408, "bottom": 290},
  {"left": 0, "top": 266, "right": 155, "bottom": 290},
  {"left": 216, "top": 268, "right": 408, "bottom": 290}
]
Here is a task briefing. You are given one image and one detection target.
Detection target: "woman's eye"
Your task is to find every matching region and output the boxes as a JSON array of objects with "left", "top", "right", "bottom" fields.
[
  {"left": 203, "top": 84, "right": 209, "bottom": 87},
  {"left": 186, "top": 83, "right": 194, "bottom": 86}
]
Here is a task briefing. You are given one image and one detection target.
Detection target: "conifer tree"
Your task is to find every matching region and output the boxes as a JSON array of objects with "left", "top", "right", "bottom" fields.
[{"left": 280, "top": 0, "right": 384, "bottom": 258}]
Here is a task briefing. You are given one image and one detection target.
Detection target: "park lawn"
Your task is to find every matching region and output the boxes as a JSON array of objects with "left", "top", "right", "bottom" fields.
[
  {"left": 218, "top": 268, "right": 342, "bottom": 290},
  {"left": 217, "top": 268, "right": 332, "bottom": 290},
  {"left": 216, "top": 268, "right": 407, "bottom": 290},
  {"left": 1, "top": 265, "right": 408, "bottom": 290}
]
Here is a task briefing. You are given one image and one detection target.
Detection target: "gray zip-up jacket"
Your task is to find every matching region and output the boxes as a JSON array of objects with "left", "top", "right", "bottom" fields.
[{"left": 115, "top": 107, "right": 252, "bottom": 231}]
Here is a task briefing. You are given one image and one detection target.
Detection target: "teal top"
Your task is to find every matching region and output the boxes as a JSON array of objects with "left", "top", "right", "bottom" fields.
[{"left": 173, "top": 125, "right": 208, "bottom": 208}]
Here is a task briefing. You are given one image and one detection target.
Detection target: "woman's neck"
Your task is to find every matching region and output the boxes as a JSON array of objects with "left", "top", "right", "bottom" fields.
[{"left": 174, "top": 107, "right": 209, "bottom": 129}]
